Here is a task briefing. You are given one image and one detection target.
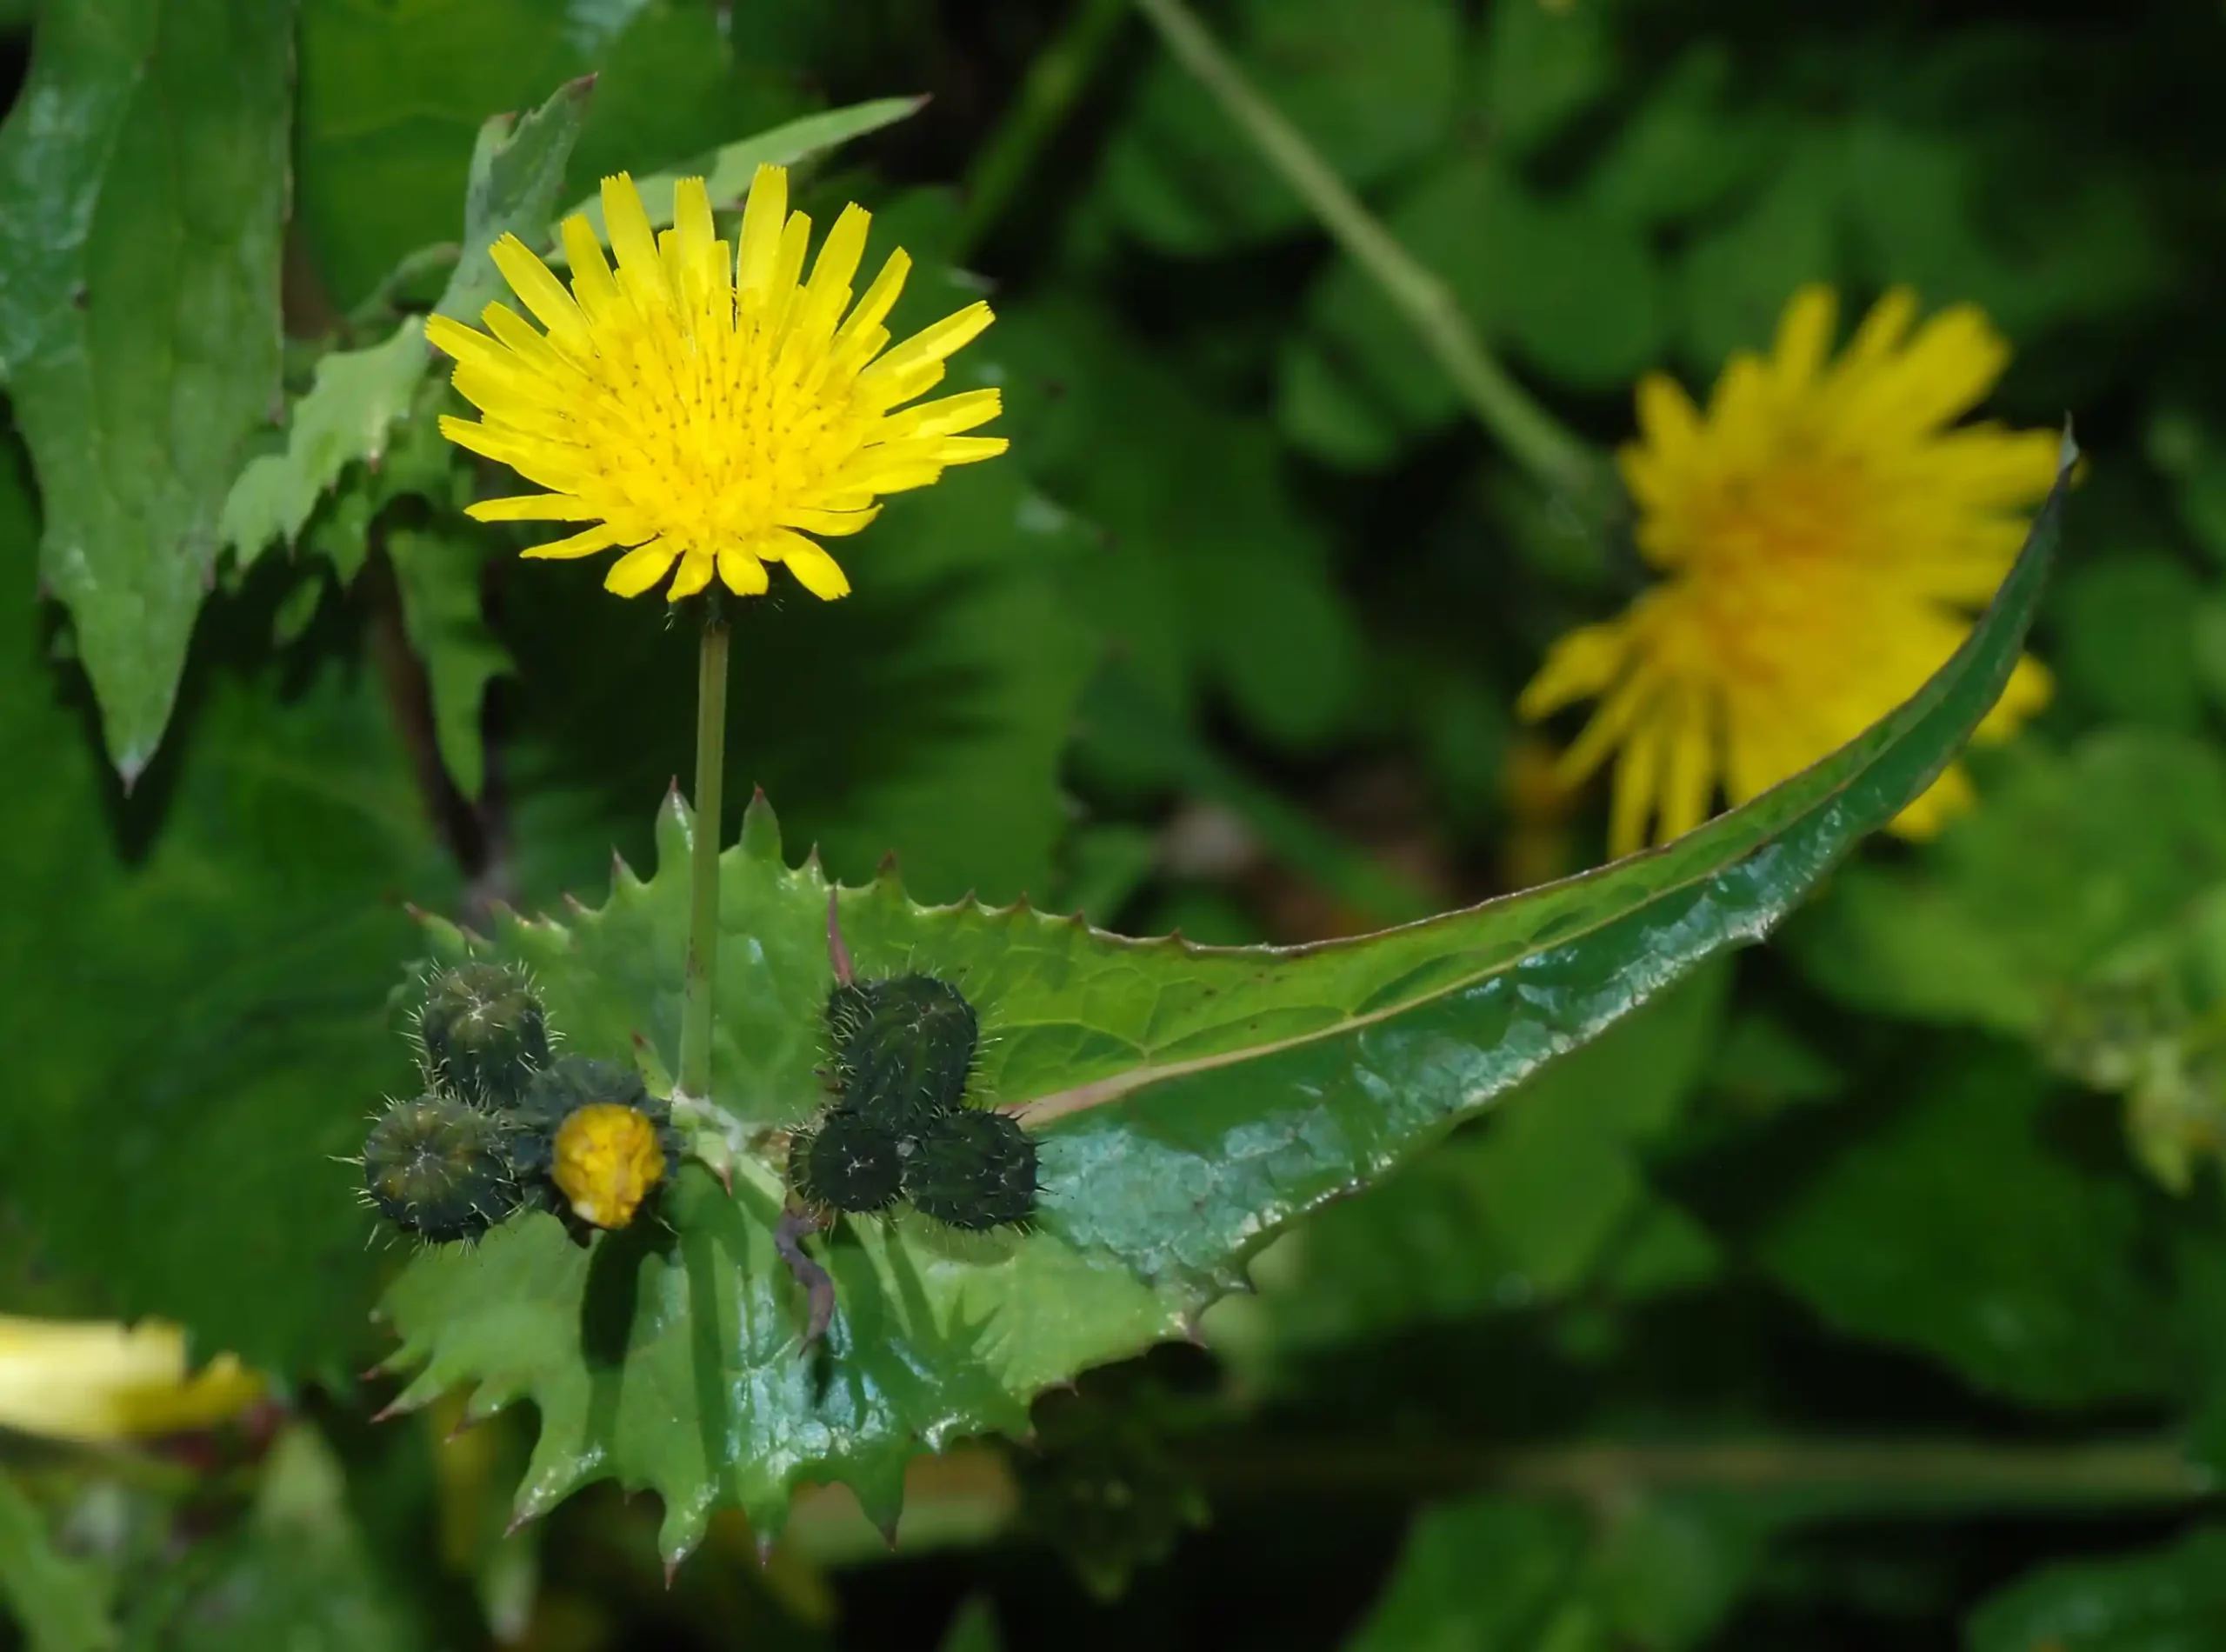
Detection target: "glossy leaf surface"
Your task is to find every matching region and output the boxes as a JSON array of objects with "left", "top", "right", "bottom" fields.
[{"left": 0, "top": 0, "right": 291, "bottom": 776}]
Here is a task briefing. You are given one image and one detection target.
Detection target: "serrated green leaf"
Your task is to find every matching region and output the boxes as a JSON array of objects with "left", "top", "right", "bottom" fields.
[
  {"left": 557, "top": 96, "right": 929, "bottom": 241},
  {"left": 0, "top": 0, "right": 290, "bottom": 777},
  {"left": 223, "top": 76, "right": 594, "bottom": 578},
  {"left": 1967, "top": 1524, "right": 2226, "bottom": 1652},
  {"left": 218, "top": 325, "right": 431, "bottom": 570},
  {"left": 0, "top": 1473, "right": 116, "bottom": 1652},
  {"left": 437, "top": 75, "right": 597, "bottom": 324},
  {"left": 375, "top": 455, "right": 2070, "bottom": 1558},
  {"left": 0, "top": 450, "right": 451, "bottom": 1378}
]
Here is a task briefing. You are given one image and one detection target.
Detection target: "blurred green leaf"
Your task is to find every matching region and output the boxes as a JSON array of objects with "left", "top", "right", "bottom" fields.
[
  {"left": 1838, "top": 115, "right": 2171, "bottom": 343},
  {"left": 1213, "top": 964, "right": 1729, "bottom": 1380},
  {"left": 1346, "top": 1491, "right": 1763, "bottom": 1652},
  {"left": 0, "top": 0, "right": 290, "bottom": 777},
  {"left": 1673, "top": 137, "right": 1838, "bottom": 373},
  {"left": 1103, "top": 0, "right": 1462, "bottom": 256},
  {"left": 1010, "top": 1376, "right": 1212, "bottom": 1599},
  {"left": 1703, "top": 1011, "right": 1845, "bottom": 1116},
  {"left": 0, "top": 454, "right": 450, "bottom": 1377},
  {"left": 1750, "top": 1043, "right": 2177, "bottom": 1409},
  {"left": 1790, "top": 732, "right": 2226, "bottom": 1036},
  {"left": 1967, "top": 1524, "right": 2226, "bottom": 1652},
  {"left": 1587, "top": 47, "right": 1782, "bottom": 230},
  {"left": 1075, "top": 669, "right": 1432, "bottom": 925},
  {"left": 995, "top": 300, "right": 1366, "bottom": 749},
  {"left": 390, "top": 526, "right": 510, "bottom": 802},
  {"left": 1344, "top": 1496, "right": 1594, "bottom": 1651},
  {"left": 378, "top": 463, "right": 2065, "bottom": 1556},
  {"left": 1280, "top": 150, "right": 1664, "bottom": 468},
  {"left": 295, "top": 0, "right": 661, "bottom": 309},
  {"left": 504, "top": 455, "right": 1096, "bottom": 909},
  {"left": 2150, "top": 409, "right": 2226, "bottom": 570},
  {"left": 2049, "top": 553, "right": 2206, "bottom": 733},
  {"left": 0, "top": 1473, "right": 116, "bottom": 1652},
  {"left": 560, "top": 96, "right": 929, "bottom": 239},
  {"left": 557, "top": 2, "right": 821, "bottom": 205},
  {"left": 123, "top": 1428, "right": 419, "bottom": 1652},
  {"left": 1473, "top": 0, "right": 1614, "bottom": 158},
  {"left": 936, "top": 1595, "right": 1002, "bottom": 1652}
]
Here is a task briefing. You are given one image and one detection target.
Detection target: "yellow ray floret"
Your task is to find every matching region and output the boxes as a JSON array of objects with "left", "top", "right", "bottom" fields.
[
  {"left": 551, "top": 1103, "right": 667, "bottom": 1229},
  {"left": 0, "top": 1316, "right": 262, "bottom": 1443},
  {"left": 427, "top": 165, "right": 1008, "bottom": 602},
  {"left": 1521, "top": 284, "right": 2059, "bottom": 861}
]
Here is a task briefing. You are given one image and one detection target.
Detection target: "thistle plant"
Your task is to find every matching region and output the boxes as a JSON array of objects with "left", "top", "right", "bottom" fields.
[{"left": 426, "top": 162, "right": 1010, "bottom": 1157}]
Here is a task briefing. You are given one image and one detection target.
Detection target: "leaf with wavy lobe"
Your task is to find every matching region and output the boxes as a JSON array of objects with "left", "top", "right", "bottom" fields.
[{"left": 377, "top": 450, "right": 2074, "bottom": 1563}]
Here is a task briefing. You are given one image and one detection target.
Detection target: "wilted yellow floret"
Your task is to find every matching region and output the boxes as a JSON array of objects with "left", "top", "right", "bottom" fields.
[
  {"left": 1521, "top": 284, "right": 2059, "bottom": 858},
  {"left": 0, "top": 1316, "right": 262, "bottom": 1443},
  {"left": 551, "top": 1103, "right": 667, "bottom": 1229},
  {"left": 428, "top": 163, "right": 1007, "bottom": 602}
]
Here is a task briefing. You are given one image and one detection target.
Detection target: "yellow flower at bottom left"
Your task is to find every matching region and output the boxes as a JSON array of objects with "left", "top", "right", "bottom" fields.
[{"left": 0, "top": 1316, "right": 262, "bottom": 1443}]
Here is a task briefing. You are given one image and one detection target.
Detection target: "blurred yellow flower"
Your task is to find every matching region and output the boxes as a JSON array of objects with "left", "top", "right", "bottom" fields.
[
  {"left": 1520, "top": 284, "right": 2058, "bottom": 858},
  {"left": 0, "top": 1316, "right": 261, "bottom": 1444},
  {"left": 428, "top": 164, "right": 1007, "bottom": 603}
]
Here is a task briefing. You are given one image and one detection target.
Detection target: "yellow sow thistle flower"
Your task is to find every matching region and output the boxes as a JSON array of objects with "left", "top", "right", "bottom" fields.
[
  {"left": 1520, "top": 284, "right": 2060, "bottom": 859},
  {"left": 551, "top": 1103, "right": 668, "bottom": 1229},
  {"left": 426, "top": 163, "right": 1008, "bottom": 603},
  {"left": 0, "top": 1316, "right": 262, "bottom": 1443}
]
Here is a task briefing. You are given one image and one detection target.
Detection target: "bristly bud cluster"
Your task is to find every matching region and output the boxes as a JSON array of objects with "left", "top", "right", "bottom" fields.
[
  {"left": 363, "top": 964, "right": 681, "bottom": 1247},
  {"left": 790, "top": 920, "right": 1040, "bottom": 1232},
  {"left": 415, "top": 960, "right": 550, "bottom": 1105}
]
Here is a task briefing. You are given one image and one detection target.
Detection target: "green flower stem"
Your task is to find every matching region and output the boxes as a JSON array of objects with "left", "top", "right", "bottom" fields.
[
  {"left": 678, "top": 608, "right": 730, "bottom": 1107},
  {"left": 1131, "top": 0, "right": 1610, "bottom": 512}
]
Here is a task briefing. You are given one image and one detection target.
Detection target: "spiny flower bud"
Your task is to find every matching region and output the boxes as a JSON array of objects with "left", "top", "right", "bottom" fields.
[
  {"left": 418, "top": 962, "right": 549, "bottom": 1106},
  {"left": 903, "top": 1110, "right": 1039, "bottom": 1232},
  {"left": 790, "top": 1108, "right": 905, "bottom": 1216},
  {"left": 826, "top": 973, "right": 978, "bottom": 1134},
  {"left": 361, "top": 1093, "right": 522, "bottom": 1244}
]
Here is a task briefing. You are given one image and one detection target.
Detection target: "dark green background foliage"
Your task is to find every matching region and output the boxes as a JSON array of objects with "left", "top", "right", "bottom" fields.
[{"left": 2, "top": 0, "right": 2225, "bottom": 1649}]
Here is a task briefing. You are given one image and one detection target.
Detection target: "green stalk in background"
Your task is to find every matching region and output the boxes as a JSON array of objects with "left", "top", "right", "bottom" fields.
[
  {"left": 956, "top": 0, "right": 1134, "bottom": 256},
  {"left": 1132, "top": 0, "right": 1613, "bottom": 516}
]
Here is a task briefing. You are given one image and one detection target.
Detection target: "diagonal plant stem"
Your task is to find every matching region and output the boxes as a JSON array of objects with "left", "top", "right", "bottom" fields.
[
  {"left": 1197, "top": 1434, "right": 2212, "bottom": 1514},
  {"left": 1131, "top": 0, "right": 1610, "bottom": 511},
  {"left": 956, "top": 0, "right": 1134, "bottom": 257},
  {"left": 678, "top": 608, "right": 730, "bottom": 1105}
]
